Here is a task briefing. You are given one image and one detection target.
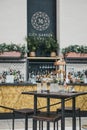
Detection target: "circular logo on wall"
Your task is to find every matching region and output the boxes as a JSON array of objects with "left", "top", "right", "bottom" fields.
[{"left": 31, "top": 11, "right": 50, "bottom": 31}]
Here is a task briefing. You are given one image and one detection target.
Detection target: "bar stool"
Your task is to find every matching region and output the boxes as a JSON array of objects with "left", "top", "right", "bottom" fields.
[
  {"left": 12, "top": 108, "right": 35, "bottom": 130},
  {"left": 33, "top": 113, "right": 61, "bottom": 130},
  {"left": 57, "top": 107, "right": 81, "bottom": 130}
]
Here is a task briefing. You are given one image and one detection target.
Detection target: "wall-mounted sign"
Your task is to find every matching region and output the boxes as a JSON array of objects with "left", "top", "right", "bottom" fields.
[
  {"left": 31, "top": 11, "right": 50, "bottom": 32},
  {"left": 27, "top": 0, "right": 56, "bottom": 38}
]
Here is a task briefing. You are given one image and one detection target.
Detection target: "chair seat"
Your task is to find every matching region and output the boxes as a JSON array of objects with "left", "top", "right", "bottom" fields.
[
  {"left": 57, "top": 107, "right": 80, "bottom": 113},
  {"left": 33, "top": 113, "right": 61, "bottom": 122},
  {"left": 13, "top": 108, "right": 37, "bottom": 130},
  {"left": 13, "top": 108, "right": 34, "bottom": 115},
  {"left": 57, "top": 107, "right": 81, "bottom": 130}
]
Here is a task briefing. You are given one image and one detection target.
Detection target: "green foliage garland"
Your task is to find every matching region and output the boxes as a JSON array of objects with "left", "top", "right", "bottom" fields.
[
  {"left": 62, "top": 45, "right": 87, "bottom": 56},
  {"left": 0, "top": 43, "right": 27, "bottom": 57}
]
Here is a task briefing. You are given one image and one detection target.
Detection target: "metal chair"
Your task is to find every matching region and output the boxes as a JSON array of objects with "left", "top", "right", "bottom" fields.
[
  {"left": 33, "top": 112, "right": 61, "bottom": 130},
  {"left": 12, "top": 108, "right": 35, "bottom": 130},
  {"left": 57, "top": 107, "right": 81, "bottom": 130}
]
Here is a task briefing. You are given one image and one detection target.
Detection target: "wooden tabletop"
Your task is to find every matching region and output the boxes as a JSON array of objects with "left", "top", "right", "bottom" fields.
[{"left": 22, "top": 90, "right": 87, "bottom": 99}]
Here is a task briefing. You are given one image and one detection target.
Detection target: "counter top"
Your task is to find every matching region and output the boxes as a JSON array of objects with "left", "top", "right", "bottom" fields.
[
  {"left": 67, "top": 83, "right": 87, "bottom": 86},
  {"left": 0, "top": 82, "right": 37, "bottom": 86},
  {"left": 0, "top": 82, "right": 87, "bottom": 86}
]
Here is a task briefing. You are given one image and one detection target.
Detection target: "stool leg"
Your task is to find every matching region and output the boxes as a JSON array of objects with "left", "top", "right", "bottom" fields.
[
  {"left": 47, "top": 122, "right": 50, "bottom": 130},
  {"left": 54, "top": 122, "right": 55, "bottom": 130},
  {"left": 39, "top": 121, "right": 43, "bottom": 130},
  {"left": 79, "top": 110, "right": 81, "bottom": 130},
  {"left": 54, "top": 121, "right": 58, "bottom": 130},
  {"left": 12, "top": 112, "right": 15, "bottom": 130},
  {"left": 57, "top": 121, "right": 58, "bottom": 130},
  {"left": 25, "top": 114, "right": 28, "bottom": 130}
]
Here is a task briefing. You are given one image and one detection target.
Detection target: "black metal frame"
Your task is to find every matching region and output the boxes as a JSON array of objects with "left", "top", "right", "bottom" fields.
[{"left": 22, "top": 91, "right": 87, "bottom": 130}]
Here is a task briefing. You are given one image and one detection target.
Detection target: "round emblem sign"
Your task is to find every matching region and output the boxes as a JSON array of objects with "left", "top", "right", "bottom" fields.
[{"left": 31, "top": 11, "right": 50, "bottom": 31}]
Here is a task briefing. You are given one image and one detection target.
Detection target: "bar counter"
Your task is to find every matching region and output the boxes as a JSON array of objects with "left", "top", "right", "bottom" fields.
[
  {"left": 0, "top": 82, "right": 87, "bottom": 116},
  {"left": 0, "top": 82, "right": 36, "bottom": 113},
  {"left": 0, "top": 82, "right": 37, "bottom": 86}
]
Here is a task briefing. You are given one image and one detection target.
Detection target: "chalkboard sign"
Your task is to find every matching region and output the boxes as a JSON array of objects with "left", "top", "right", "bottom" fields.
[{"left": 27, "top": 0, "right": 56, "bottom": 38}]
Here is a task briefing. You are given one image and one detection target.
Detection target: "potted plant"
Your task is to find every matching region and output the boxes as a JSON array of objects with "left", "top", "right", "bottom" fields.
[
  {"left": 45, "top": 36, "right": 59, "bottom": 57},
  {"left": 25, "top": 35, "right": 59, "bottom": 57},
  {"left": 25, "top": 36, "right": 39, "bottom": 57}
]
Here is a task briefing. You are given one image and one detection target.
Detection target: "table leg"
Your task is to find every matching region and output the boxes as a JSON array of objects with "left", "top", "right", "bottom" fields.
[
  {"left": 33, "top": 95, "right": 37, "bottom": 130},
  {"left": 72, "top": 97, "right": 76, "bottom": 130},
  {"left": 61, "top": 99, "right": 65, "bottom": 130}
]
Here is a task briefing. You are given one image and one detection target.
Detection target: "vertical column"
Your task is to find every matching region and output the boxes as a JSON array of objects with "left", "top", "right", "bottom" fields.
[{"left": 56, "top": 0, "right": 60, "bottom": 55}]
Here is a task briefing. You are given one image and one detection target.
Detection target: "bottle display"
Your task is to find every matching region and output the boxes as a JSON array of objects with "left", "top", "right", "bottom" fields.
[{"left": 28, "top": 60, "right": 56, "bottom": 83}]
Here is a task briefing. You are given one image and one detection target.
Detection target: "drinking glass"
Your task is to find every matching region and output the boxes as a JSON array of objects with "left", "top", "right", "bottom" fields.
[{"left": 37, "top": 83, "right": 41, "bottom": 92}]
